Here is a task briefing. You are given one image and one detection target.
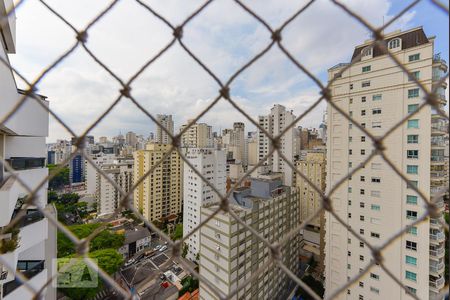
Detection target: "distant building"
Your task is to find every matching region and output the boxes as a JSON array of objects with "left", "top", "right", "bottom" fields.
[
  {"left": 180, "top": 120, "right": 213, "bottom": 148},
  {"left": 47, "top": 150, "right": 55, "bottom": 165},
  {"left": 258, "top": 104, "right": 299, "bottom": 186},
  {"left": 182, "top": 148, "right": 226, "bottom": 261},
  {"left": 70, "top": 154, "right": 84, "bottom": 184},
  {"left": 133, "top": 143, "right": 182, "bottom": 222},
  {"left": 156, "top": 114, "right": 174, "bottom": 144},
  {"left": 199, "top": 175, "right": 301, "bottom": 299}
]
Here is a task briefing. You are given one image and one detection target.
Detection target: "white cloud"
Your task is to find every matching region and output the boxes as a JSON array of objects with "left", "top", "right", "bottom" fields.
[{"left": 8, "top": 0, "right": 415, "bottom": 141}]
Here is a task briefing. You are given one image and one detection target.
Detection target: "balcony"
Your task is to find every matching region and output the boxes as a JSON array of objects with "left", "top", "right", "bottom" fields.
[
  {"left": 431, "top": 140, "right": 446, "bottom": 147},
  {"left": 1, "top": 260, "right": 45, "bottom": 298},
  {"left": 430, "top": 155, "right": 445, "bottom": 163},
  {"left": 429, "top": 276, "right": 445, "bottom": 291},
  {"left": 429, "top": 231, "right": 445, "bottom": 243},
  {"left": 4, "top": 157, "right": 46, "bottom": 171},
  {"left": 431, "top": 124, "right": 448, "bottom": 135},
  {"left": 429, "top": 262, "right": 445, "bottom": 275},
  {"left": 430, "top": 171, "right": 446, "bottom": 179},
  {"left": 431, "top": 186, "right": 447, "bottom": 195},
  {"left": 433, "top": 54, "right": 448, "bottom": 72},
  {"left": 430, "top": 216, "right": 445, "bottom": 228},
  {"left": 429, "top": 247, "right": 445, "bottom": 259}
]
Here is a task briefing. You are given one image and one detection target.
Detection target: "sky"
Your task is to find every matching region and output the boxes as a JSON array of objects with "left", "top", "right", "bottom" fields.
[{"left": 7, "top": 0, "right": 449, "bottom": 142}]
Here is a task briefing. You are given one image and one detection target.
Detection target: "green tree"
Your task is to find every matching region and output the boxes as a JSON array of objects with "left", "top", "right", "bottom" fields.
[
  {"left": 179, "top": 276, "right": 199, "bottom": 296},
  {"left": 59, "top": 249, "right": 123, "bottom": 300},
  {"left": 60, "top": 193, "right": 80, "bottom": 204},
  {"left": 48, "top": 164, "right": 70, "bottom": 190},
  {"left": 171, "top": 224, "right": 183, "bottom": 240},
  {"left": 182, "top": 243, "right": 188, "bottom": 258}
]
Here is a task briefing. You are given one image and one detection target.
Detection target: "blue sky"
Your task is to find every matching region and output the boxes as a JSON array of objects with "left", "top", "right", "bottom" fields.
[{"left": 6, "top": 0, "right": 449, "bottom": 142}]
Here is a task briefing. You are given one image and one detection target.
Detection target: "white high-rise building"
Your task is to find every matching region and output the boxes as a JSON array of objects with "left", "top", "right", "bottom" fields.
[
  {"left": 325, "top": 27, "right": 447, "bottom": 299},
  {"left": 180, "top": 120, "right": 213, "bottom": 148},
  {"left": 1, "top": 2, "right": 56, "bottom": 297},
  {"left": 258, "top": 104, "right": 298, "bottom": 186},
  {"left": 182, "top": 148, "right": 226, "bottom": 261},
  {"left": 156, "top": 114, "right": 174, "bottom": 144}
]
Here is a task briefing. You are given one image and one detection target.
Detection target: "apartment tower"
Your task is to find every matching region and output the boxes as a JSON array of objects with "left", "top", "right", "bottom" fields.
[
  {"left": 133, "top": 143, "right": 182, "bottom": 222},
  {"left": 325, "top": 27, "right": 447, "bottom": 299},
  {"left": 258, "top": 104, "right": 298, "bottom": 186},
  {"left": 156, "top": 114, "right": 174, "bottom": 144},
  {"left": 182, "top": 148, "right": 226, "bottom": 261}
]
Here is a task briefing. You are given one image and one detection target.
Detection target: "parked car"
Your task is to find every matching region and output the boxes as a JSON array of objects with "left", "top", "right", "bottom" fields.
[
  {"left": 154, "top": 245, "right": 162, "bottom": 251},
  {"left": 144, "top": 250, "right": 155, "bottom": 257},
  {"left": 159, "top": 245, "right": 168, "bottom": 252},
  {"left": 124, "top": 258, "right": 136, "bottom": 267}
]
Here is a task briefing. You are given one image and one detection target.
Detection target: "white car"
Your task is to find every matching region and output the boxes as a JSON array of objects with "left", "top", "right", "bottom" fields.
[
  {"left": 124, "top": 258, "right": 136, "bottom": 267},
  {"left": 154, "top": 245, "right": 162, "bottom": 251},
  {"left": 159, "top": 245, "right": 168, "bottom": 252}
]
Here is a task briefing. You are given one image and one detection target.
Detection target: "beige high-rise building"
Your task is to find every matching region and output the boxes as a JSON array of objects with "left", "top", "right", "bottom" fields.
[
  {"left": 133, "top": 143, "right": 182, "bottom": 222},
  {"left": 156, "top": 114, "right": 174, "bottom": 144},
  {"left": 180, "top": 120, "right": 213, "bottom": 148},
  {"left": 199, "top": 175, "right": 301, "bottom": 300},
  {"left": 325, "top": 27, "right": 447, "bottom": 299},
  {"left": 296, "top": 149, "right": 326, "bottom": 228}
]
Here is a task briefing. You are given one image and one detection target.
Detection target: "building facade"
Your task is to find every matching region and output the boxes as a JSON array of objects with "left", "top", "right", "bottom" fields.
[
  {"left": 156, "top": 114, "right": 174, "bottom": 144},
  {"left": 1, "top": 2, "right": 56, "bottom": 297},
  {"left": 180, "top": 120, "right": 213, "bottom": 148},
  {"left": 325, "top": 27, "right": 447, "bottom": 299},
  {"left": 258, "top": 104, "right": 298, "bottom": 186},
  {"left": 199, "top": 175, "right": 301, "bottom": 300},
  {"left": 133, "top": 143, "right": 182, "bottom": 222},
  {"left": 183, "top": 148, "right": 226, "bottom": 261}
]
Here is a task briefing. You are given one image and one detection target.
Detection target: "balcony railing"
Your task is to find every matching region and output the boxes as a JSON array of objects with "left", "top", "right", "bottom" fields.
[
  {"left": 429, "top": 277, "right": 445, "bottom": 288},
  {"left": 430, "top": 216, "right": 444, "bottom": 225},
  {"left": 4, "top": 157, "right": 46, "bottom": 171},
  {"left": 433, "top": 54, "right": 447, "bottom": 66},
  {"left": 429, "top": 262, "right": 445, "bottom": 273},
  {"left": 431, "top": 124, "right": 448, "bottom": 133},
  {"left": 431, "top": 140, "right": 446, "bottom": 147},
  {"left": 430, "top": 171, "right": 446, "bottom": 178},
  {"left": 1, "top": 260, "right": 45, "bottom": 297},
  {"left": 429, "top": 247, "right": 445, "bottom": 257},
  {"left": 431, "top": 186, "right": 447, "bottom": 195},
  {"left": 429, "top": 231, "right": 445, "bottom": 241},
  {"left": 430, "top": 156, "right": 445, "bottom": 162}
]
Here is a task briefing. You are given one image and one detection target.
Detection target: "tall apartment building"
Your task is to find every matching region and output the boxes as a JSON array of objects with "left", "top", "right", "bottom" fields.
[
  {"left": 325, "top": 27, "right": 447, "bottom": 299},
  {"left": 96, "top": 159, "right": 133, "bottom": 217},
  {"left": 295, "top": 149, "right": 326, "bottom": 275},
  {"left": 125, "top": 131, "right": 137, "bottom": 148},
  {"left": 182, "top": 148, "right": 226, "bottom": 261},
  {"left": 133, "top": 143, "right": 182, "bottom": 222},
  {"left": 1, "top": 1, "right": 56, "bottom": 297},
  {"left": 222, "top": 123, "right": 245, "bottom": 164},
  {"left": 156, "top": 114, "right": 174, "bottom": 144},
  {"left": 180, "top": 120, "right": 213, "bottom": 148},
  {"left": 199, "top": 174, "right": 300, "bottom": 299},
  {"left": 258, "top": 104, "right": 298, "bottom": 186}
]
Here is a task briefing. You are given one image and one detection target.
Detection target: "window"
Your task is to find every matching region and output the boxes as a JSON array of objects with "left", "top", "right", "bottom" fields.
[
  {"left": 371, "top": 204, "right": 380, "bottom": 211},
  {"left": 371, "top": 163, "right": 381, "bottom": 170},
  {"left": 349, "top": 136, "right": 353, "bottom": 142},
  {"left": 409, "top": 53, "right": 420, "bottom": 62},
  {"left": 370, "top": 287, "right": 380, "bottom": 294},
  {"left": 348, "top": 213, "right": 352, "bottom": 218},
  {"left": 349, "top": 149, "right": 353, "bottom": 155},
  {"left": 349, "top": 123, "right": 353, "bottom": 129},
  {"left": 360, "top": 242, "right": 364, "bottom": 248},
  {"left": 347, "top": 264, "right": 351, "bottom": 270},
  {"left": 407, "top": 150, "right": 418, "bottom": 159},
  {"left": 372, "top": 108, "right": 382, "bottom": 115},
  {"left": 361, "top": 123, "right": 366, "bottom": 128},
  {"left": 362, "top": 47, "right": 372, "bottom": 57},
  {"left": 406, "top": 241, "right": 417, "bottom": 251},
  {"left": 350, "top": 98, "right": 353, "bottom": 104},
  {"left": 406, "top": 286, "right": 417, "bottom": 295},
  {"left": 372, "top": 121, "right": 381, "bottom": 128},
  {"left": 407, "top": 165, "right": 418, "bottom": 174},
  {"left": 348, "top": 187, "right": 352, "bottom": 193},
  {"left": 359, "top": 255, "right": 364, "bottom": 261},
  {"left": 409, "top": 71, "right": 420, "bottom": 81},
  {"left": 407, "top": 135, "right": 418, "bottom": 144},
  {"left": 372, "top": 94, "right": 382, "bottom": 101},
  {"left": 408, "top": 88, "right": 419, "bottom": 98},
  {"left": 349, "top": 162, "right": 352, "bottom": 168},
  {"left": 361, "top": 136, "right": 365, "bottom": 142},
  {"left": 362, "top": 66, "right": 371, "bottom": 72},
  {"left": 360, "top": 202, "right": 365, "bottom": 208},
  {"left": 359, "top": 282, "right": 364, "bottom": 287},
  {"left": 405, "top": 271, "right": 417, "bottom": 282},
  {"left": 360, "top": 176, "right": 365, "bottom": 182},
  {"left": 349, "top": 111, "right": 353, "bottom": 117},
  {"left": 350, "top": 84, "right": 353, "bottom": 90},
  {"left": 407, "top": 180, "right": 418, "bottom": 189},
  {"left": 361, "top": 110, "right": 366, "bottom": 116},
  {"left": 360, "top": 189, "right": 365, "bottom": 195},
  {"left": 407, "top": 119, "right": 419, "bottom": 128},
  {"left": 371, "top": 232, "right": 380, "bottom": 238},
  {"left": 388, "top": 38, "right": 401, "bottom": 49},
  {"left": 371, "top": 177, "right": 381, "bottom": 183},
  {"left": 348, "top": 251, "right": 351, "bottom": 257},
  {"left": 406, "top": 195, "right": 417, "bottom": 205},
  {"left": 371, "top": 190, "right": 380, "bottom": 197},
  {"left": 408, "top": 104, "right": 419, "bottom": 114},
  {"left": 361, "top": 149, "right": 366, "bottom": 155},
  {"left": 359, "top": 295, "right": 364, "bottom": 300},
  {"left": 407, "top": 226, "right": 417, "bottom": 235},
  {"left": 361, "top": 96, "right": 366, "bottom": 102},
  {"left": 362, "top": 81, "right": 371, "bottom": 88},
  {"left": 406, "top": 210, "right": 417, "bottom": 220},
  {"left": 370, "top": 273, "right": 380, "bottom": 280},
  {"left": 405, "top": 256, "right": 417, "bottom": 266}
]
